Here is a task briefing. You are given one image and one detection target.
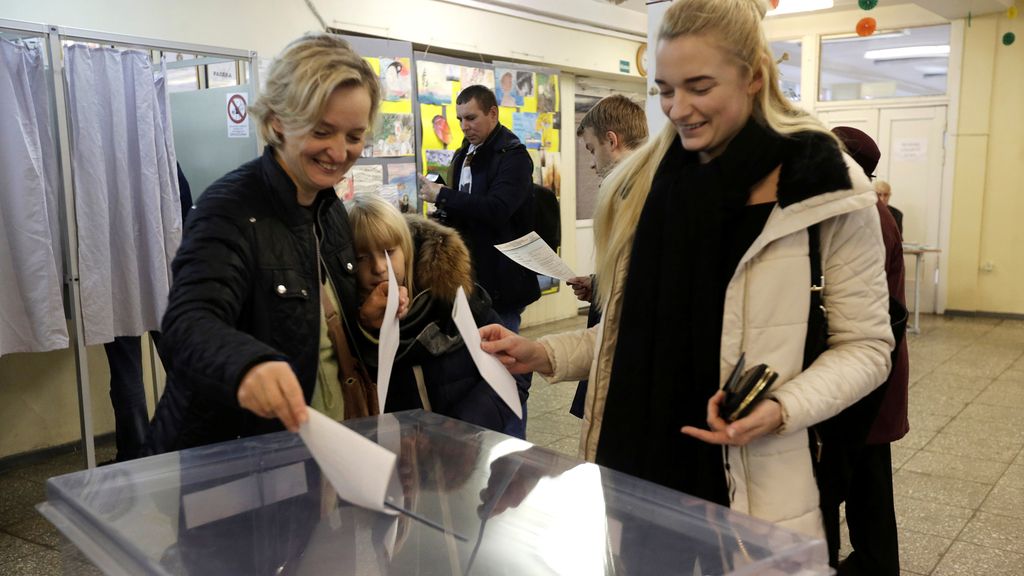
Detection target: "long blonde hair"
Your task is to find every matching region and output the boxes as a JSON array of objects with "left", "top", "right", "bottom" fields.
[{"left": 593, "top": 0, "right": 833, "bottom": 307}]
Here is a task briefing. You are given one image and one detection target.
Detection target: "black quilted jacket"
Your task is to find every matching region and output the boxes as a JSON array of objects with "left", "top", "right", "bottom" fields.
[{"left": 148, "top": 147, "right": 363, "bottom": 453}]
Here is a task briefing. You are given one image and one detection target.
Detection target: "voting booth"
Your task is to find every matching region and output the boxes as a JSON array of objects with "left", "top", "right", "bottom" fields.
[{"left": 39, "top": 411, "right": 829, "bottom": 575}]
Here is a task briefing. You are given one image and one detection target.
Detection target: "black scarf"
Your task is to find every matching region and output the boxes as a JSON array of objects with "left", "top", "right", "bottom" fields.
[{"left": 596, "top": 119, "right": 786, "bottom": 504}]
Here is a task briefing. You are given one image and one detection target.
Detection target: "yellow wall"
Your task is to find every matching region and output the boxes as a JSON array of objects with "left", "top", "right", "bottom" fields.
[{"left": 947, "top": 14, "right": 1024, "bottom": 314}]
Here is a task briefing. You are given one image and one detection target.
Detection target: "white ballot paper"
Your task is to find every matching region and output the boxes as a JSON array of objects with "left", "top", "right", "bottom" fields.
[
  {"left": 299, "top": 409, "right": 398, "bottom": 514},
  {"left": 494, "top": 231, "right": 576, "bottom": 281},
  {"left": 376, "top": 253, "right": 400, "bottom": 410},
  {"left": 452, "top": 286, "right": 523, "bottom": 419}
]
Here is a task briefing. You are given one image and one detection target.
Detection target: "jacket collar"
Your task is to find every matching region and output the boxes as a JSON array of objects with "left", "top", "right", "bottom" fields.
[
  {"left": 457, "top": 123, "right": 523, "bottom": 158},
  {"left": 260, "top": 145, "right": 339, "bottom": 227},
  {"left": 738, "top": 136, "right": 876, "bottom": 269}
]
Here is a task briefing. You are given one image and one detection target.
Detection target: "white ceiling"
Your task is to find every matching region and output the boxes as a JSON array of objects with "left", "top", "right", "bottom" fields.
[{"left": 588, "top": 0, "right": 1013, "bottom": 19}]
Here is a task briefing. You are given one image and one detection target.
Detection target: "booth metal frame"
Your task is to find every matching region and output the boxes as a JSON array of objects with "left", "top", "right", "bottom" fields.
[{"left": 0, "top": 17, "right": 260, "bottom": 468}]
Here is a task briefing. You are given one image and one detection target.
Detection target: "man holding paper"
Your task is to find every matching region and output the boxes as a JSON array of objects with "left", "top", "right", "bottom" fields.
[
  {"left": 416, "top": 85, "right": 539, "bottom": 333},
  {"left": 417, "top": 85, "right": 537, "bottom": 437}
]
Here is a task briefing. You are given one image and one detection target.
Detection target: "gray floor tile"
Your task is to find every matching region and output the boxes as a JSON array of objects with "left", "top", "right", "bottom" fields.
[
  {"left": 0, "top": 475, "right": 46, "bottom": 529},
  {"left": 545, "top": 436, "right": 580, "bottom": 457},
  {"left": 941, "top": 355, "right": 1017, "bottom": 379},
  {"left": 2, "top": 513, "right": 62, "bottom": 549},
  {"left": 891, "top": 444, "right": 918, "bottom": 470},
  {"left": 523, "top": 430, "right": 562, "bottom": 448},
  {"left": 893, "top": 470, "right": 993, "bottom": 510},
  {"left": 905, "top": 409, "right": 955, "bottom": 433},
  {"left": 0, "top": 532, "right": 49, "bottom": 565},
  {"left": 974, "top": 383, "right": 1024, "bottom": 409},
  {"left": 526, "top": 412, "right": 583, "bottom": 438},
  {"left": 0, "top": 548, "right": 86, "bottom": 576},
  {"left": 923, "top": 431, "right": 1022, "bottom": 464},
  {"left": 980, "top": 483, "right": 1024, "bottom": 519},
  {"left": 994, "top": 369, "right": 1024, "bottom": 386},
  {"left": 958, "top": 402, "right": 1024, "bottom": 427},
  {"left": 941, "top": 415, "right": 1024, "bottom": 444},
  {"left": 898, "top": 529, "right": 953, "bottom": 575},
  {"left": 932, "top": 540, "right": 1024, "bottom": 576},
  {"left": 997, "top": 464, "right": 1024, "bottom": 489},
  {"left": 910, "top": 371, "right": 994, "bottom": 393},
  {"left": 894, "top": 426, "right": 940, "bottom": 451},
  {"left": 958, "top": 511, "right": 1024, "bottom": 554},
  {"left": 907, "top": 385, "right": 980, "bottom": 417},
  {"left": 902, "top": 450, "right": 1010, "bottom": 484},
  {"left": 894, "top": 494, "right": 974, "bottom": 539}
]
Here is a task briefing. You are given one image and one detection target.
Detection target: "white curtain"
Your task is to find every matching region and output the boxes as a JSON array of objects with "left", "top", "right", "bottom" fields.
[
  {"left": 65, "top": 45, "right": 182, "bottom": 345},
  {"left": 0, "top": 39, "right": 69, "bottom": 357}
]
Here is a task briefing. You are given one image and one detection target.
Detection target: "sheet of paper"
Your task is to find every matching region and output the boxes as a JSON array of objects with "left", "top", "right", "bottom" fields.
[
  {"left": 299, "top": 408, "right": 397, "bottom": 514},
  {"left": 494, "top": 231, "right": 576, "bottom": 281},
  {"left": 451, "top": 286, "right": 523, "bottom": 419},
  {"left": 376, "top": 253, "right": 400, "bottom": 410}
]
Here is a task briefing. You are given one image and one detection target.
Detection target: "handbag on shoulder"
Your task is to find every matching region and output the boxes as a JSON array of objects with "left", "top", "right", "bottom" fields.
[{"left": 321, "top": 288, "right": 380, "bottom": 419}]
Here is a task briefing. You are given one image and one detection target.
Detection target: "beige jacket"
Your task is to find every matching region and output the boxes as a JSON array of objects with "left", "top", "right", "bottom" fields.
[{"left": 539, "top": 154, "right": 893, "bottom": 538}]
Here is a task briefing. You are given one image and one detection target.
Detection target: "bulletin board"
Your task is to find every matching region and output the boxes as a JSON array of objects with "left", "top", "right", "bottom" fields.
[
  {"left": 414, "top": 53, "right": 562, "bottom": 294},
  {"left": 335, "top": 34, "right": 419, "bottom": 214}
]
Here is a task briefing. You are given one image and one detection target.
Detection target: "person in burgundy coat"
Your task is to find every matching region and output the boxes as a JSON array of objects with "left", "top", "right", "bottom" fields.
[{"left": 831, "top": 126, "right": 909, "bottom": 576}]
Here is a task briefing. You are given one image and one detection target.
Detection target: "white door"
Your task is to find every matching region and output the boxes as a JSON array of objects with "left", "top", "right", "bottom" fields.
[
  {"left": 879, "top": 106, "right": 946, "bottom": 315},
  {"left": 817, "top": 106, "right": 946, "bottom": 314}
]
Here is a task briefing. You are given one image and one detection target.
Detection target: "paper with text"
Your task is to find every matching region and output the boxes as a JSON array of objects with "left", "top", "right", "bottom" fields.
[
  {"left": 494, "top": 232, "right": 576, "bottom": 281},
  {"left": 452, "top": 286, "right": 523, "bottom": 419},
  {"left": 376, "top": 253, "right": 400, "bottom": 410},
  {"left": 299, "top": 409, "right": 398, "bottom": 513}
]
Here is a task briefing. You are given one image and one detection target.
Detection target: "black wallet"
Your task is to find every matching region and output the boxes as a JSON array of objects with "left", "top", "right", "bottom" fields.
[{"left": 721, "top": 353, "right": 778, "bottom": 422}]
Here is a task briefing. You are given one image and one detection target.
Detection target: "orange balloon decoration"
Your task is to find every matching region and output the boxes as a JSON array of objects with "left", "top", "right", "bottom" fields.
[
  {"left": 857, "top": 17, "right": 877, "bottom": 37},
  {"left": 771, "top": 0, "right": 780, "bottom": 8}
]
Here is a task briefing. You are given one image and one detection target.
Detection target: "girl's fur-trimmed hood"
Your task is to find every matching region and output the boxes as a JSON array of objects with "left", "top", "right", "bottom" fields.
[{"left": 405, "top": 214, "right": 474, "bottom": 303}]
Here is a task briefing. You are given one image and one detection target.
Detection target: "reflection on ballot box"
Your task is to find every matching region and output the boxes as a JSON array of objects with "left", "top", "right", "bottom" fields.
[{"left": 39, "top": 411, "right": 829, "bottom": 575}]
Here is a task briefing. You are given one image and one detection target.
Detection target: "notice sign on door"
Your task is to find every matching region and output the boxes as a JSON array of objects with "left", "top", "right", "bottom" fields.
[
  {"left": 226, "top": 92, "right": 250, "bottom": 138},
  {"left": 894, "top": 138, "right": 927, "bottom": 162}
]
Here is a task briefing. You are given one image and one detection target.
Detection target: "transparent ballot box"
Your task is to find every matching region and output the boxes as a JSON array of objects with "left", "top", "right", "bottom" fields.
[{"left": 39, "top": 410, "right": 828, "bottom": 575}]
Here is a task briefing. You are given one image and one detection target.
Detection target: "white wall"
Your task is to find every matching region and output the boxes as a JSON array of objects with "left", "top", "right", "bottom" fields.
[{"left": 0, "top": 0, "right": 641, "bottom": 459}]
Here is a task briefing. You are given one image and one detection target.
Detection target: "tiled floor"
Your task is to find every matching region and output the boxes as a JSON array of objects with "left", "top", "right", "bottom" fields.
[{"left": 1, "top": 313, "right": 1022, "bottom": 574}]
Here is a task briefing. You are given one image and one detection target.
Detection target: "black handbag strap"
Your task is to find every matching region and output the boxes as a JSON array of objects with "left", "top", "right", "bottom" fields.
[{"left": 803, "top": 223, "right": 827, "bottom": 370}]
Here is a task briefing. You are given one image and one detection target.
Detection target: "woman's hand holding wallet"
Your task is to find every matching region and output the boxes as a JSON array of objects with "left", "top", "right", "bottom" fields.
[{"left": 681, "top": 354, "right": 783, "bottom": 446}]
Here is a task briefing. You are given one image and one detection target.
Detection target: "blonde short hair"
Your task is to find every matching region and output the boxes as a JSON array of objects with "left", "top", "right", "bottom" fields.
[
  {"left": 345, "top": 193, "right": 415, "bottom": 294},
  {"left": 251, "top": 33, "right": 380, "bottom": 147}
]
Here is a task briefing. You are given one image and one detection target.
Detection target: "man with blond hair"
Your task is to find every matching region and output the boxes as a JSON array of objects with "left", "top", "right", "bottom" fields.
[{"left": 568, "top": 94, "right": 647, "bottom": 417}]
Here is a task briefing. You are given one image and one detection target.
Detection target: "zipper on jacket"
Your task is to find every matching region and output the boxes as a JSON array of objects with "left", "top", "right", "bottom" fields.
[{"left": 314, "top": 204, "right": 365, "bottom": 366}]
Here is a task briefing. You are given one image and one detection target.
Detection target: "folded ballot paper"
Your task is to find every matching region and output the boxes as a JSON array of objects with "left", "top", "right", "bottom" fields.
[
  {"left": 494, "top": 232, "right": 576, "bottom": 281},
  {"left": 452, "top": 286, "right": 523, "bottom": 419},
  {"left": 299, "top": 409, "right": 401, "bottom": 514}
]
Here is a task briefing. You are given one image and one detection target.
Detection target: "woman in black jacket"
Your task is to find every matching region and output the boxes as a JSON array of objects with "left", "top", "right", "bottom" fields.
[
  {"left": 149, "top": 34, "right": 406, "bottom": 453},
  {"left": 346, "top": 193, "right": 519, "bottom": 434}
]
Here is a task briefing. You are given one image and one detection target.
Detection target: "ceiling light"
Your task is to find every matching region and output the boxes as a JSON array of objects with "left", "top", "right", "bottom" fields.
[
  {"left": 864, "top": 45, "right": 950, "bottom": 60},
  {"left": 767, "top": 0, "right": 834, "bottom": 17}
]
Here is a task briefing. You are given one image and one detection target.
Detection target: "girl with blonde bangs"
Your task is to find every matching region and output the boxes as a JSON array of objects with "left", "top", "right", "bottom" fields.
[
  {"left": 481, "top": 0, "right": 893, "bottom": 556},
  {"left": 346, "top": 193, "right": 521, "bottom": 434}
]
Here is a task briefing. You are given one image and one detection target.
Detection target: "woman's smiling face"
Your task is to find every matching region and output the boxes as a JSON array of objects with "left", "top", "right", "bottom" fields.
[
  {"left": 655, "top": 34, "right": 762, "bottom": 164},
  {"left": 274, "top": 85, "right": 372, "bottom": 203}
]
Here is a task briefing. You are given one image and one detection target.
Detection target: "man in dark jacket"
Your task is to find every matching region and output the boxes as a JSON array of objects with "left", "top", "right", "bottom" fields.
[{"left": 416, "top": 85, "right": 539, "bottom": 331}]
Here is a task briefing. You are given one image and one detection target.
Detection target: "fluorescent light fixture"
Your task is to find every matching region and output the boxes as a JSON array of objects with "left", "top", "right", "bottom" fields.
[
  {"left": 864, "top": 45, "right": 950, "bottom": 60},
  {"left": 767, "top": 0, "right": 834, "bottom": 17},
  {"left": 824, "top": 30, "right": 910, "bottom": 44}
]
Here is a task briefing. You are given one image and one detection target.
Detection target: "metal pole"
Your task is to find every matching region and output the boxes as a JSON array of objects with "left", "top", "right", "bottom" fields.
[
  {"left": 47, "top": 25, "right": 96, "bottom": 469},
  {"left": 913, "top": 252, "right": 923, "bottom": 335}
]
